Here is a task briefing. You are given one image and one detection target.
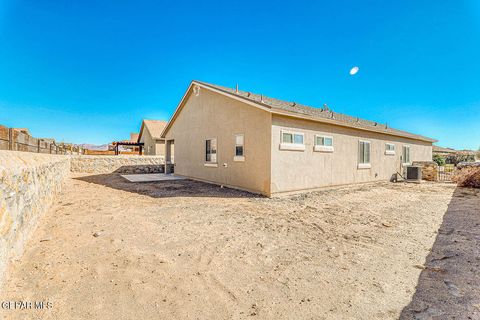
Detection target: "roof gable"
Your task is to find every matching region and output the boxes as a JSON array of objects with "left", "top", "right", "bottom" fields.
[{"left": 139, "top": 119, "right": 167, "bottom": 141}]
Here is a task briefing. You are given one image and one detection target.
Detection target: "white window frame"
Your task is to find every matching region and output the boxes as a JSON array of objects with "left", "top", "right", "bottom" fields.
[
  {"left": 204, "top": 138, "right": 218, "bottom": 167},
  {"left": 402, "top": 145, "right": 411, "bottom": 165},
  {"left": 358, "top": 140, "right": 371, "bottom": 169},
  {"left": 385, "top": 143, "right": 395, "bottom": 155},
  {"left": 314, "top": 134, "right": 334, "bottom": 152},
  {"left": 280, "top": 130, "right": 305, "bottom": 151},
  {"left": 234, "top": 134, "right": 245, "bottom": 162}
]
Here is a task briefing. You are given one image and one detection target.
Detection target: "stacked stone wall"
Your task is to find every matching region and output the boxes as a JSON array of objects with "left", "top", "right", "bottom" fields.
[
  {"left": 70, "top": 155, "right": 164, "bottom": 174},
  {"left": 0, "top": 151, "right": 70, "bottom": 284}
]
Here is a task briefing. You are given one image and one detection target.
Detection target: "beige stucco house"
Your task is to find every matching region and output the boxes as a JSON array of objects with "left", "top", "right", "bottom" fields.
[
  {"left": 161, "top": 80, "right": 436, "bottom": 196},
  {"left": 138, "top": 119, "right": 168, "bottom": 156}
]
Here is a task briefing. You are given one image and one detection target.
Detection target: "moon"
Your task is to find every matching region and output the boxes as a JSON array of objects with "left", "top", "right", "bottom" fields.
[{"left": 349, "top": 66, "right": 359, "bottom": 75}]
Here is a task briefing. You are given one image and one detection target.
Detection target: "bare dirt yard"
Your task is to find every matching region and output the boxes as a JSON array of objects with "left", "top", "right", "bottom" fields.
[{"left": 1, "top": 174, "right": 479, "bottom": 319}]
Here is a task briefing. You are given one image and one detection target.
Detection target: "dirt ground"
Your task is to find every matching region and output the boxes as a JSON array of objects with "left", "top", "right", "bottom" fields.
[{"left": 1, "top": 174, "right": 477, "bottom": 320}]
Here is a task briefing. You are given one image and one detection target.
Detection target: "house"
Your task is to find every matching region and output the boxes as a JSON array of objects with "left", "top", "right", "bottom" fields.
[
  {"left": 129, "top": 133, "right": 140, "bottom": 153},
  {"left": 111, "top": 132, "right": 144, "bottom": 155},
  {"left": 456, "top": 149, "right": 479, "bottom": 162},
  {"left": 161, "top": 81, "right": 436, "bottom": 196},
  {"left": 432, "top": 145, "right": 456, "bottom": 156},
  {"left": 432, "top": 146, "right": 479, "bottom": 162},
  {"left": 130, "top": 133, "right": 139, "bottom": 143},
  {"left": 138, "top": 120, "right": 168, "bottom": 155}
]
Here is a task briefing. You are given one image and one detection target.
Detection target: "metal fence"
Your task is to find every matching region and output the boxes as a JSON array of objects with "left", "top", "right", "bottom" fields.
[
  {"left": 0, "top": 125, "right": 83, "bottom": 155},
  {"left": 438, "top": 164, "right": 456, "bottom": 182}
]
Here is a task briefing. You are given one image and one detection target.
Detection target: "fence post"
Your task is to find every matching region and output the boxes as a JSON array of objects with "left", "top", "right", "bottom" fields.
[
  {"left": 37, "top": 139, "right": 41, "bottom": 153},
  {"left": 8, "top": 128, "right": 13, "bottom": 150}
]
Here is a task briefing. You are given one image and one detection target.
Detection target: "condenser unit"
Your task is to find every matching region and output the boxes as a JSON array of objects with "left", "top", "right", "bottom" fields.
[{"left": 406, "top": 166, "right": 422, "bottom": 181}]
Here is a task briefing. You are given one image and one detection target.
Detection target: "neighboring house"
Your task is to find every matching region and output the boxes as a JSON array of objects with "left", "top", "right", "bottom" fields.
[
  {"left": 161, "top": 80, "right": 436, "bottom": 196},
  {"left": 433, "top": 146, "right": 479, "bottom": 162},
  {"left": 111, "top": 132, "right": 142, "bottom": 155},
  {"left": 130, "top": 133, "right": 139, "bottom": 143},
  {"left": 138, "top": 120, "right": 168, "bottom": 155},
  {"left": 457, "top": 149, "right": 479, "bottom": 161},
  {"left": 129, "top": 133, "right": 140, "bottom": 152},
  {"left": 432, "top": 145, "right": 456, "bottom": 156}
]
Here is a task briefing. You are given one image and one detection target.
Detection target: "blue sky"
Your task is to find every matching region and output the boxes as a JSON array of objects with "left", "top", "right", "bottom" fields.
[{"left": 0, "top": 0, "right": 479, "bottom": 149}]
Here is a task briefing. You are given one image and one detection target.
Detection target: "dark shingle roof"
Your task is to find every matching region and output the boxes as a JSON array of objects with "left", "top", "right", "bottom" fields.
[{"left": 194, "top": 80, "right": 436, "bottom": 143}]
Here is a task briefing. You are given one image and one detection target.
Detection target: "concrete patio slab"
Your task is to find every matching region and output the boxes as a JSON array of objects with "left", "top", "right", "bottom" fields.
[{"left": 120, "top": 173, "right": 185, "bottom": 182}]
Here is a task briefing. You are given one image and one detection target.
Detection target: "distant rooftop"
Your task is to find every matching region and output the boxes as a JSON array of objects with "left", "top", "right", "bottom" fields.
[
  {"left": 130, "top": 133, "right": 139, "bottom": 142},
  {"left": 433, "top": 145, "right": 456, "bottom": 153}
]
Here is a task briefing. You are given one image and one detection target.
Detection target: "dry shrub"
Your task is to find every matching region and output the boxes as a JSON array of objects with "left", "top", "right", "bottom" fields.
[{"left": 453, "top": 167, "right": 480, "bottom": 188}]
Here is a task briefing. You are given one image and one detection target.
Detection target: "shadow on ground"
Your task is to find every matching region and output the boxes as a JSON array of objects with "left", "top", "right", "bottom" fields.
[
  {"left": 400, "top": 187, "right": 480, "bottom": 319},
  {"left": 112, "top": 165, "right": 164, "bottom": 174},
  {"left": 74, "top": 173, "right": 261, "bottom": 199}
]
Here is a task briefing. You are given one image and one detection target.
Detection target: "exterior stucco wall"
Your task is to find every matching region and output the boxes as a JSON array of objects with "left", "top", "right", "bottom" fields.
[
  {"left": 270, "top": 115, "right": 432, "bottom": 194},
  {"left": 140, "top": 129, "right": 165, "bottom": 156},
  {"left": 165, "top": 89, "right": 272, "bottom": 195},
  {"left": 155, "top": 140, "right": 166, "bottom": 156}
]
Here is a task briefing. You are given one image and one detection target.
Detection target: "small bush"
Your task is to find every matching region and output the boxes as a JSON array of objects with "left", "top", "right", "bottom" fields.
[
  {"left": 432, "top": 154, "right": 445, "bottom": 166},
  {"left": 453, "top": 167, "right": 480, "bottom": 188}
]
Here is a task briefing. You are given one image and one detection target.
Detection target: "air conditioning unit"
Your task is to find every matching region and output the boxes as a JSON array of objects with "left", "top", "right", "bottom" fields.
[{"left": 406, "top": 166, "right": 422, "bottom": 181}]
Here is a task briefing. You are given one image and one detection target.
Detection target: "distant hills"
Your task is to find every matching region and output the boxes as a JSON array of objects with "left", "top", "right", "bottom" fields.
[{"left": 78, "top": 143, "right": 109, "bottom": 151}]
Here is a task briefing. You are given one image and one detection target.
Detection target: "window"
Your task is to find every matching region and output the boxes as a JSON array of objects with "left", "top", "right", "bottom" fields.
[
  {"left": 205, "top": 138, "right": 217, "bottom": 164},
  {"left": 314, "top": 135, "right": 334, "bottom": 152},
  {"left": 358, "top": 140, "right": 371, "bottom": 169},
  {"left": 234, "top": 134, "right": 245, "bottom": 161},
  {"left": 282, "top": 132, "right": 304, "bottom": 144},
  {"left": 316, "top": 136, "right": 333, "bottom": 146},
  {"left": 280, "top": 130, "right": 305, "bottom": 151},
  {"left": 402, "top": 145, "right": 411, "bottom": 164},
  {"left": 385, "top": 143, "right": 395, "bottom": 155}
]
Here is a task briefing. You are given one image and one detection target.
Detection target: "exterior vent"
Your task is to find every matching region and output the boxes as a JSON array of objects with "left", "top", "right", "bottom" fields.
[
  {"left": 192, "top": 85, "right": 200, "bottom": 96},
  {"left": 406, "top": 166, "right": 422, "bottom": 180}
]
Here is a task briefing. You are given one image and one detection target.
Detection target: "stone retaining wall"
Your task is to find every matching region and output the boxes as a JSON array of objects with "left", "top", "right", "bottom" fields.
[
  {"left": 70, "top": 155, "right": 165, "bottom": 174},
  {"left": 0, "top": 153, "right": 166, "bottom": 284},
  {"left": 0, "top": 151, "right": 70, "bottom": 284}
]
